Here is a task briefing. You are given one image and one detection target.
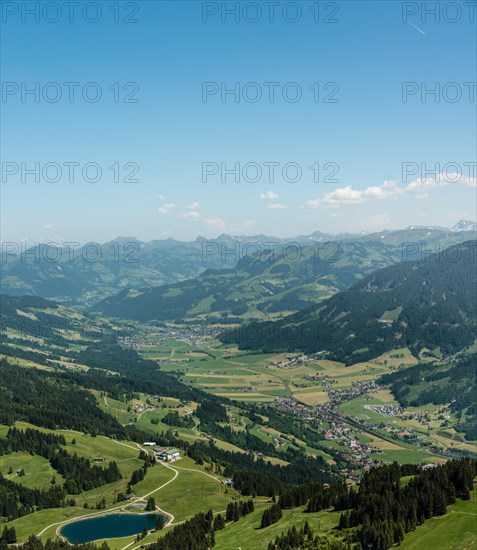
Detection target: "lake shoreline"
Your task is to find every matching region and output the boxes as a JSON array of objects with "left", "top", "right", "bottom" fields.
[{"left": 58, "top": 511, "right": 167, "bottom": 544}]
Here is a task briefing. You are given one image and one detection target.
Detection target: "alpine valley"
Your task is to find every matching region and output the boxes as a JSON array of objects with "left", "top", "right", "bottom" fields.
[{"left": 0, "top": 224, "right": 476, "bottom": 550}]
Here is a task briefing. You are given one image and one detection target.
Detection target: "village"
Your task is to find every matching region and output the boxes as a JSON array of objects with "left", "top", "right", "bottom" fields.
[
  {"left": 272, "top": 369, "right": 452, "bottom": 479},
  {"left": 116, "top": 324, "right": 458, "bottom": 480},
  {"left": 273, "top": 396, "right": 382, "bottom": 475}
]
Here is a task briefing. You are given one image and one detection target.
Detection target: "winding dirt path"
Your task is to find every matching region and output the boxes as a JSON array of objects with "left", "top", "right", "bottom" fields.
[{"left": 35, "top": 441, "right": 177, "bottom": 542}]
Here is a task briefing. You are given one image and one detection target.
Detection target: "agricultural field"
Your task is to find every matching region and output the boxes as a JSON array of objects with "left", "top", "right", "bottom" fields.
[
  {"left": 129, "top": 334, "right": 469, "bottom": 466},
  {"left": 137, "top": 334, "right": 420, "bottom": 405},
  {"left": 1, "top": 315, "right": 476, "bottom": 548}
]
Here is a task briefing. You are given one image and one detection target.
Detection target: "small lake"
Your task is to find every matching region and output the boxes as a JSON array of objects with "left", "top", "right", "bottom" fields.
[{"left": 59, "top": 512, "right": 166, "bottom": 544}]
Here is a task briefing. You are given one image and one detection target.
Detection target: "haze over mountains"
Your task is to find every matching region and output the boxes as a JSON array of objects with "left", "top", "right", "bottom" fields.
[
  {"left": 1, "top": 222, "right": 475, "bottom": 311},
  {"left": 92, "top": 224, "right": 476, "bottom": 322}
]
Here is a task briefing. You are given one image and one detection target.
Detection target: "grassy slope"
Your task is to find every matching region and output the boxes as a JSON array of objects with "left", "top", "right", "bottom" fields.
[
  {"left": 400, "top": 488, "right": 477, "bottom": 550},
  {"left": 0, "top": 452, "right": 63, "bottom": 490},
  {"left": 214, "top": 503, "right": 342, "bottom": 550},
  {"left": 1, "top": 423, "right": 240, "bottom": 546}
]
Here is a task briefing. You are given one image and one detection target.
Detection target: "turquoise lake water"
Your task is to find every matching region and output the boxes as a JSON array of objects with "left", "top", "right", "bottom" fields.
[{"left": 59, "top": 512, "right": 166, "bottom": 543}]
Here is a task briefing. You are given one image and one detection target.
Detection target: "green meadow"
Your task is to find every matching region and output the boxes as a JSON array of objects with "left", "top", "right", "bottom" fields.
[
  {"left": 0, "top": 452, "right": 63, "bottom": 490},
  {"left": 400, "top": 488, "right": 477, "bottom": 550}
]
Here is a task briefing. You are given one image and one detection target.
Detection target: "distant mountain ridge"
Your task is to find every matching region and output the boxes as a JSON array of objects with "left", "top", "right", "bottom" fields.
[
  {"left": 1, "top": 224, "right": 475, "bottom": 307},
  {"left": 220, "top": 240, "right": 477, "bottom": 364},
  {"left": 91, "top": 240, "right": 404, "bottom": 322},
  {"left": 92, "top": 229, "right": 476, "bottom": 322}
]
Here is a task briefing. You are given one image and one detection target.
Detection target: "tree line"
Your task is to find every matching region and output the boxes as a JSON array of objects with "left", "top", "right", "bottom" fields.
[
  {"left": 0, "top": 428, "right": 121, "bottom": 520},
  {"left": 343, "top": 459, "right": 475, "bottom": 550},
  {"left": 225, "top": 499, "right": 254, "bottom": 522},
  {"left": 0, "top": 534, "right": 110, "bottom": 550}
]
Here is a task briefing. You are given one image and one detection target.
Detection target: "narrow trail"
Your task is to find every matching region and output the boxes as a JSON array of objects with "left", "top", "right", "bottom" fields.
[
  {"left": 34, "top": 346, "right": 235, "bottom": 548},
  {"left": 172, "top": 464, "right": 220, "bottom": 482},
  {"left": 36, "top": 441, "right": 177, "bottom": 542}
]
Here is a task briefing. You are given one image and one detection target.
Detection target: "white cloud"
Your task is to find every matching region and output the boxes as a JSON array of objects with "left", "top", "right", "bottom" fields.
[
  {"left": 305, "top": 175, "right": 476, "bottom": 208},
  {"left": 305, "top": 181, "right": 400, "bottom": 208},
  {"left": 268, "top": 203, "right": 288, "bottom": 210},
  {"left": 201, "top": 218, "right": 257, "bottom": 234},
  {"left": 259, "top": 191, "right": 279, "bottom": 200},
  {"left": 184, "top": 201, "right": 200, "bottom": 210},
  {"left": 204, "top": 217, "right": 226, "bottom": 229},
  {"left": 179, "top": 210, "right": 201, "bottom": 219},
  {"left": 157, "top": 203, "right": 176, "bottom": 214},
  {"left": 178, "top": 202, "right": 201, "bottom": 219},
  {"left": 405, "top": 174, "right": 476, "bottom": 195},
  {"left": 158, "top": 194, "right": 166, "bottom": 201},
  {"left": 44, "top": 223, "right": 54, "bottom": 229},
  {"left": 241, "top": 220, "right": 257, "bottom": 231}
]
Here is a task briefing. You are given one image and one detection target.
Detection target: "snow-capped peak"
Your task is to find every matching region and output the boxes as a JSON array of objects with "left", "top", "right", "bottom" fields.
[{"left": 451, "top": 220, "right": 477, "bottom": 232}]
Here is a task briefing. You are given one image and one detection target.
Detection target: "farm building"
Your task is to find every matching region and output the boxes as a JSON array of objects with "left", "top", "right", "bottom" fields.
[{"left": 157, "top": 448, "right": 180, "bottom": 461}]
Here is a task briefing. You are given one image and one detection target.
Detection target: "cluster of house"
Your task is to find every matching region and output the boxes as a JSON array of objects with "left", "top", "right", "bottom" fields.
[
  {"left": 117, "top": 334, "right": 142, "bottom": 350},
  {"left": 271, "top": 354, "right": 315, "bottom": 369},
  {"left": 304, "top": 374, "right": 335, "bottom": 384},
  {"left": 325, "top": 380, "right": 380, "bottom": 407},
  {"left": 379, "top": 425, "right": 419, "bottom": 441},
  {"left": 268, "top": 357, "right": 460, "bottom": 474},
  {"left": 339, "top": 437, "right": 380, "bottom": 460},
  {"left": 275, "top": 397, "right": 307, "bottom": 413},
  {"left": 206, "top": 383, "right": 256, "bottom": 393},
  {"left": 324, "top": 420, "right": 350, "bottom": 440},
  {"left": 363, "top": 403, "right": 402, "bottom": 417},
  {"left": 273, "top": 397, "right": 385, "bottom": 475},
  {"left": 143, "top": 443, "right": 181, "bottom": 462},
  {"left": 133, "top": 401, "right": 155, "bottom": 414},
  {"left": 118, "top": 324, "right": 207, "bottom": 352},
  {"left": 385, "top": 352, "right": 405, "bottom": 359}
]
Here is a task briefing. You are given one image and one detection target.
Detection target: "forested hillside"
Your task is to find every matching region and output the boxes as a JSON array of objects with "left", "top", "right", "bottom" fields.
[
  {"left": 0, "top": 236, "right": 242, "bottom": 306},
  {"left": 221, "top": 241, "right": 477, "bottom": 363},
  {"left": 91, "top": 237, "right": 450, "bottom": 322}
]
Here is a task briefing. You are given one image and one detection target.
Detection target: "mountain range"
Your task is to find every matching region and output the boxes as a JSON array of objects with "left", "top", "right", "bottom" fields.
[
  {"left": 1, "top": 222, "right": 474, "bottom": 308},
  {"left": 220, "top": 240, "right": 477, "bottom": 364},
  {"left": 92, "top": 225, "right": 476, "bottom": 322}
]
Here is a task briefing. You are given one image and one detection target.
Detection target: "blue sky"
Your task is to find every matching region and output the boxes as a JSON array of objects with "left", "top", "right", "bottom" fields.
[{"left": 1, "top": 0, "right": 476, "bottom": 243}]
